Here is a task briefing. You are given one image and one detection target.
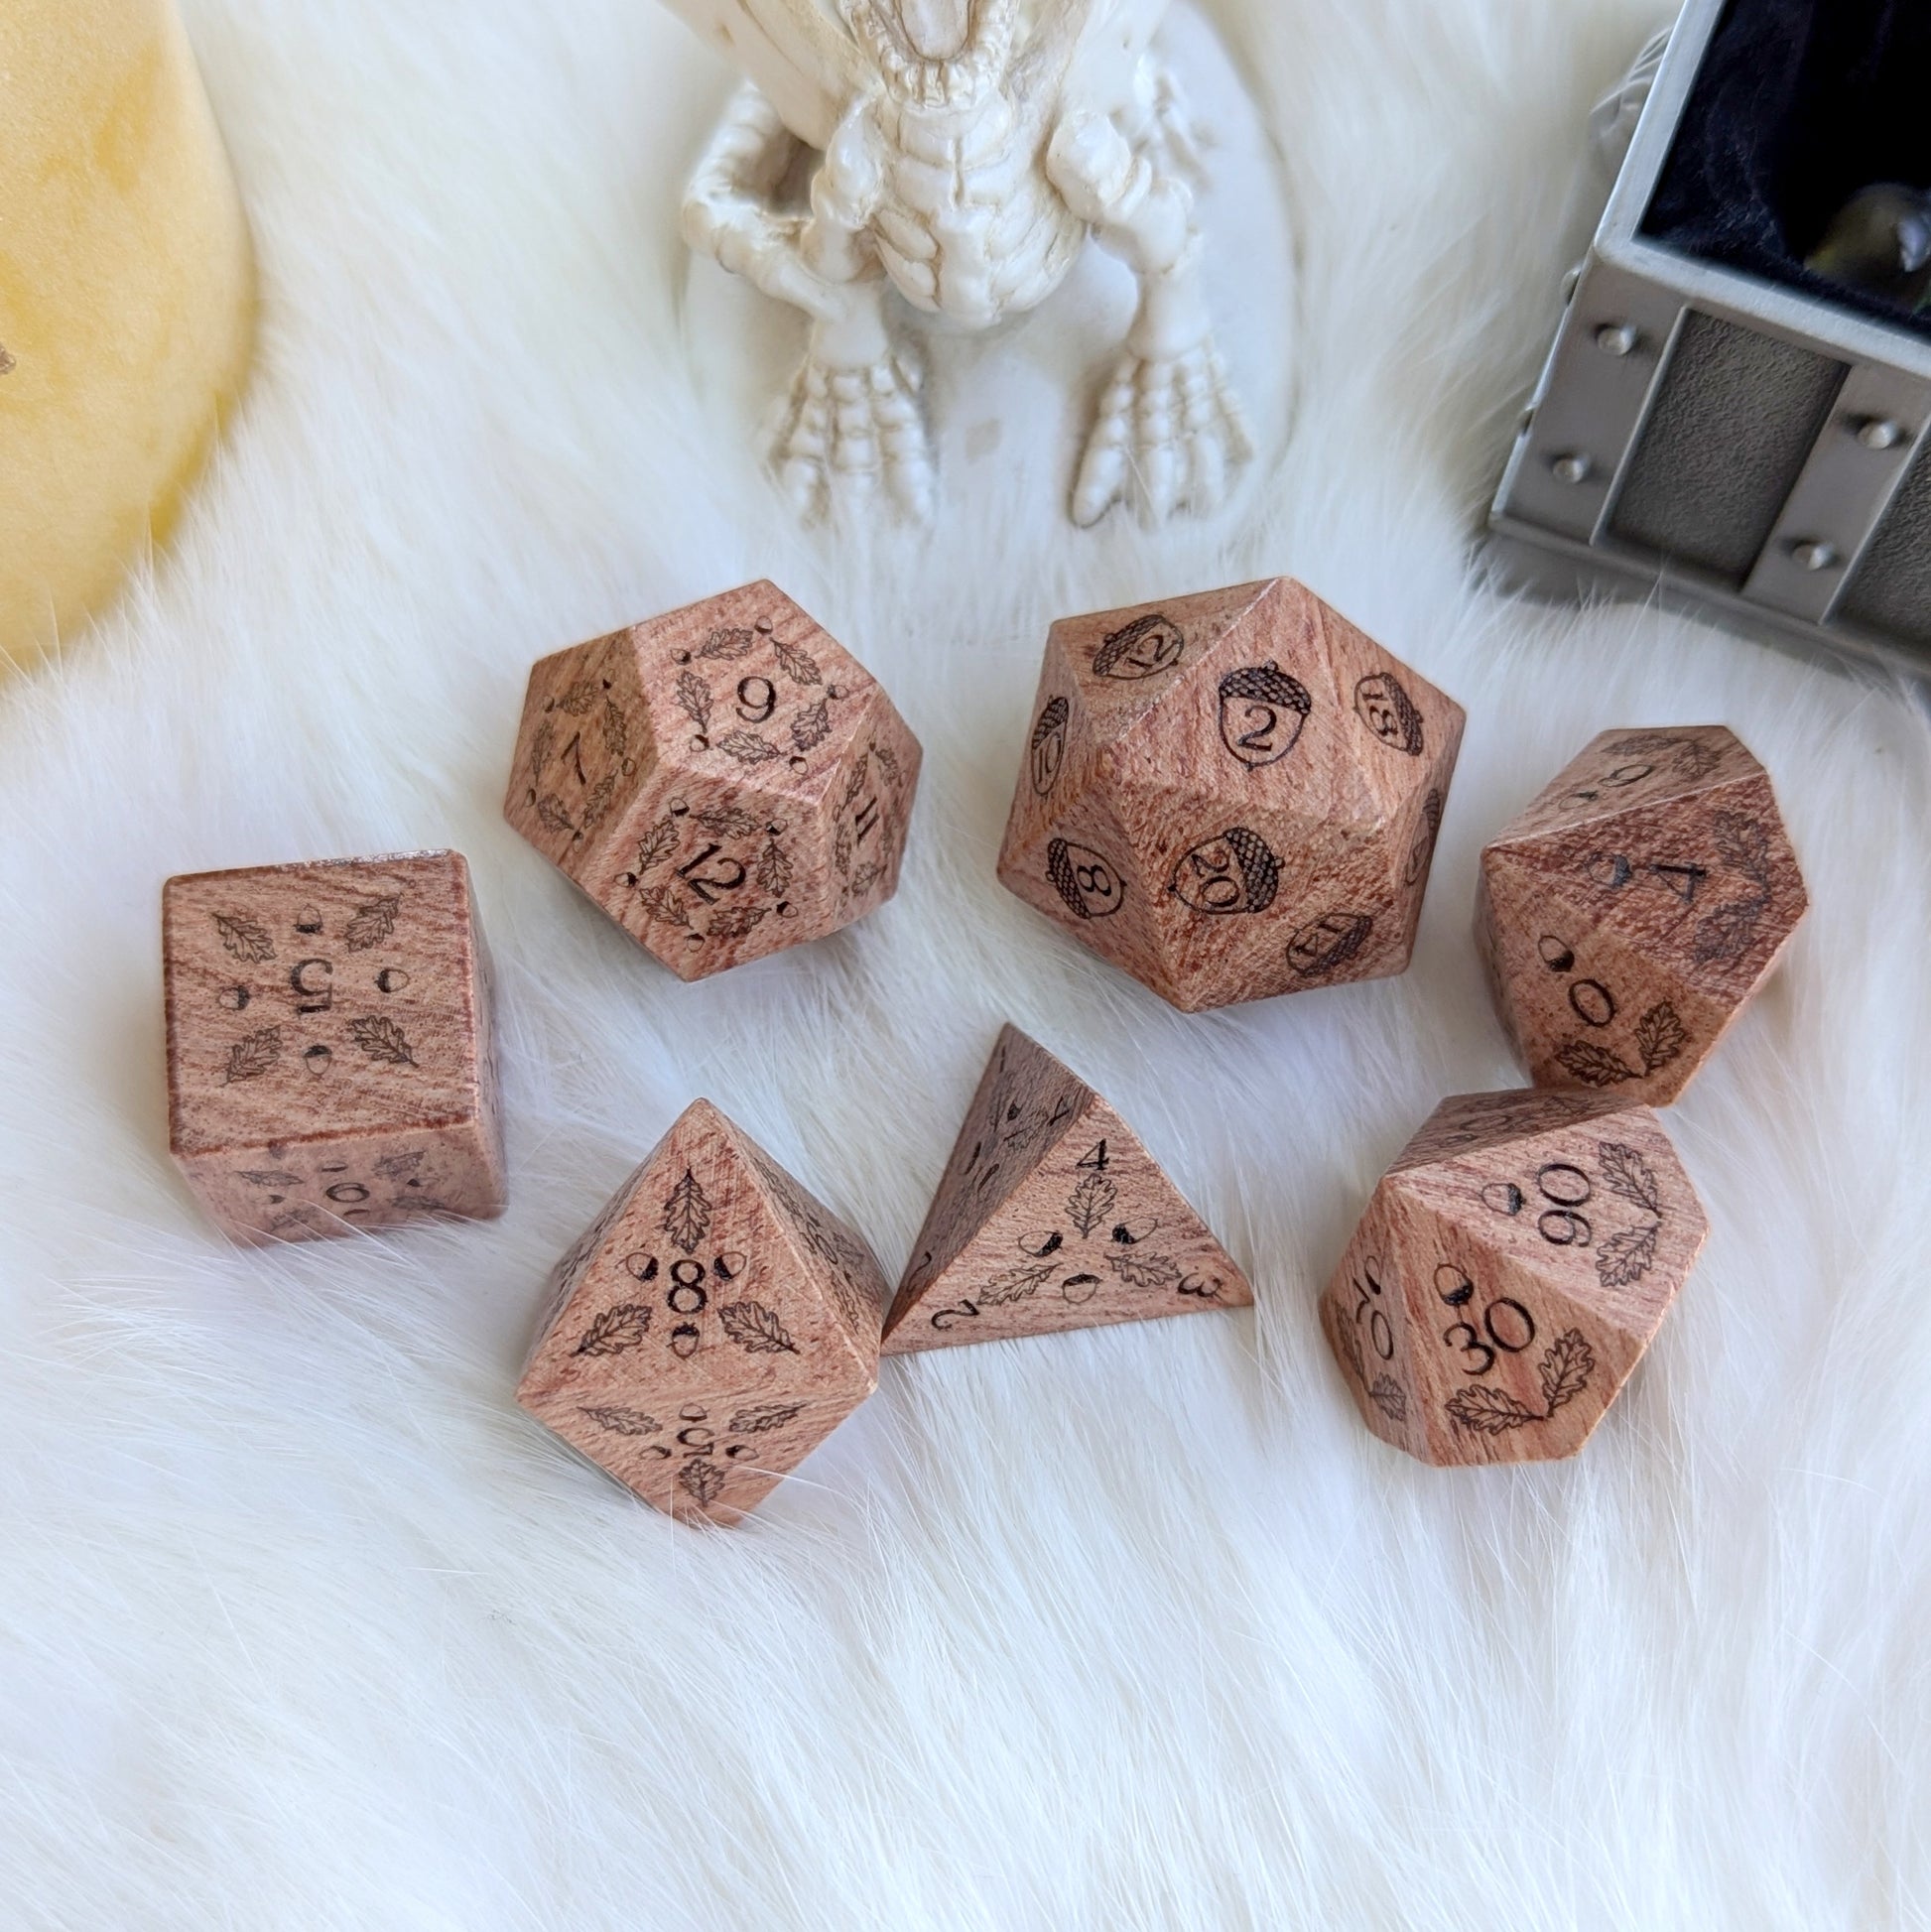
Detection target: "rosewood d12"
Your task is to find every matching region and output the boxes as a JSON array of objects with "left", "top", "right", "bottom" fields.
[
  {"left": 163, "top": 851, "right": 506, "bottom": 1242},
  {"left": 517, "top": 1099, "right": 890, "bottom": 1527},
  {"left": 1477, "top": 726, "right": 1807, "bottom": 1104},
  {"left": 998, "top": 579, "right": 1466, "bottom": 1011},
  {"left": 505, "top": 582, "right": 922, "bottom": 981},
  {"left": 884, "top": 1025, "right": 1252, "bottom": 1353},
  {"left": 1320, "top": 1088, "right": 1708, "bottom": 1465}
]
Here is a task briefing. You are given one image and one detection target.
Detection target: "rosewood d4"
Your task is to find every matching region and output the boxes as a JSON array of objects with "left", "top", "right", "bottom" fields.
[
  {"left": 163, "top": 852, "right": 505, "bottom": 1242},
  {"left": 1321, "top": 1088, "right": 1708, "bottom": 1465},
  {"left": 884, "top": 1025, "right": 1251, "bottom": 1353},
  {"left": 997, "top": 579, "right": 1465, "bottom": 1011},
  {"left": 517, "top": 1099, "right": 889, "bottom": 1526},
  {"left": 505, "top": 582, "right": 922, "bottom": 980},
  {"left": 1477, "top": 726, "right": 1807, "bottom": 1104}
]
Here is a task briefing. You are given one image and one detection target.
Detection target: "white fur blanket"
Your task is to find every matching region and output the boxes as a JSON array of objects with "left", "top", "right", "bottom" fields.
[{"left": 4, "top": 0, "right": 1929, "bottom": 1925}]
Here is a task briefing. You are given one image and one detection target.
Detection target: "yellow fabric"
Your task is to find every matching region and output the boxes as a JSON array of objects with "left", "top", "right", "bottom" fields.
[{"left": 0, "top": 0, "right": 253, "bottom": 670}]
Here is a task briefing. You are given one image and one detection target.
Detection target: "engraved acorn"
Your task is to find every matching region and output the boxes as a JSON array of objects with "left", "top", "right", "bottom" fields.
[
  {"left": 1287, "top": 911, "right": 1373, "bottom": 977},
  {"left": 1218, "top": 663, "right": 1311, "bottom": 768},
  {"left": 1046, "top": 838, "right": 1125, "bottom": 920},
  {"left": 1030, "top": 696, "right": 1070, "bottom": 796},
  {"left": 1169, "top": 827, "right": 1281, "bottom": 915},
  {"left": 1092, "top": 613, "right": 1184, "bottom": 681},
  {"left": 1353, "top": 673, "right": 1424, "bottom": 755}
]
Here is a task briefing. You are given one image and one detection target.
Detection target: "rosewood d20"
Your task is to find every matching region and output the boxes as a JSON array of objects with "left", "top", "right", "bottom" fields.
[
  {"left": 1477, "top": 726, "right": 1807, "bottom": 1104},
  {"left": 505, "top": 581, "right": 922, "bottom": 981},
  {"left": 883, "top": 1025, "right": 1252, "bottom": 1353},
  {"left": 1320, "top": 1088, "right": 1708, "bottom": 1466},
  {"left": 997, "top": 579, "right": 1465, "bottom": 1011},
  {"left": 163, "top": 851, "right": 506, "bottom": 1242},
  {"left": 517, "top": 1099, "right": 889, "bottom": 1526}
]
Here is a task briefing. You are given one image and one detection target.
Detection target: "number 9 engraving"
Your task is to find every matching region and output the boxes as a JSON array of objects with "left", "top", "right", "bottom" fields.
[{"left": 736, "top": 676, "right": 777, "bottom": 724}]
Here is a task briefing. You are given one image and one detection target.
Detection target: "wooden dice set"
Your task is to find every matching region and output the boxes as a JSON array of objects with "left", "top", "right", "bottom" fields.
[{"left": 162, "top": 579, "right": 1808, "bottom": 1520}]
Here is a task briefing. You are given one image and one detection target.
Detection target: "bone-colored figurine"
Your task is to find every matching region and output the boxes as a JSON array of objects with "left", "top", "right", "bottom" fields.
[{"left": 666, "top": 0, "right": 1253, "bottom": 527}]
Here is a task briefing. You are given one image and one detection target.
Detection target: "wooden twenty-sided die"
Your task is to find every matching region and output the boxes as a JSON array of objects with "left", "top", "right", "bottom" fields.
[
  {"left": 505, "top": 582, "right": 922, "bottom": 981},
  {"left": 163, "top": 852, "right": 506, "bottom": 1242},
  {"left": 997, "top": 579, "right": 1465, "bottom": 1011},
  {"left": 1477, "top": 726, "right": 1807, "bottom": 1104},
  {"left": 1320, "top": 1088, "right": 1708, "bottom": 1465},
  {"left": 517, "top": 1099, "right": 890, "bottom": 1526},
  {"left": 884, "top": 1024, "right": 1252, "bottom": 1352}
]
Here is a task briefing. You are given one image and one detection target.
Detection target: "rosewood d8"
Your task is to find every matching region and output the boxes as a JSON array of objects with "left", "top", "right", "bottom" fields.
[
  {"left": 505, "top": 582, "right": 922, "bottom": 981},
  {"left": 1477, "top": 727, "right": 1807, "bottom": 1104},
  {"left": 518, "top": 1099, "right": 889, "bottom": 1527},
  {"left": 164, "top": 852, "right": 506, "bottom": 1242},
  {"left": 997, "top": 579, "right": 1466, "bottom": 1011},
  {"left": 1321, "top": 1088, "right": 1708, "bottom": 1465}
]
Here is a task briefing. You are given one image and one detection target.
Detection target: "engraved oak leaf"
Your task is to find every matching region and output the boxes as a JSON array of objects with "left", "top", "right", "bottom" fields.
[
  {"left": 755, "top": 839, "right": 793, "bottom": 896},
  {"left": 1066, "top": 1169, "right": 1117, "bottom": 1238},
  {"left": 535, "top": 795, "right": 576, "bottom": 836},
  {"left": 578, "top": 1405, "right": 661, "bottom": 1436},
  {"left": 979, "top": 1260, "right": 1055, "bottom": 1307},
  {"left": 1108, "top": 1250, "right": 1183, "bottom": 1292},
  {"left": 728, "top": 1402, "right": 804, "bottom": 1434},
  {"left": 349, "top": 1016, "right": 417, "bottom": 1066},
  {"left": 343, "top": 895, "right": 400, "bottom": 951},
  {"left": 1599, "top": 1141, "right": 1662, "bottom": 1216},
  {"left": 1554, "top": 1040, "right": 1638, "bottom": 1088},
  {"left": 872, "top": 742, "right": 900, "bottom": 782},
  {"left": 791, "top": 699, "right": 832, "bottom": 753},
  {"left": 221, "top": 1025, "right": 284, "bottom": 1083},
  {"left": 661, "top": 1168, "right": 712, "bottom": 1254},
  {"left": 573, "top": 1303, "right": 651, "bottom": 1355},
  {"left": 1635, "top": 1002, "right": 1687, "bottom": 1074},
  {"left": 1446, "top": 1386, "right": 1541, "bottom": 1433},
  {"left": 212, "top": 912, "right": 276, "bottom": 964},
  {"left": 1538, "top": 1330, "right": 1595, "bottom": 1412},
  {"left": 679, "top": 1459, "right": 728, "bottom": 1505},
  {"left": 771, "top": 635, "right": 822, "bottom": 686},
  {"left": 696, "top": 626, "right": 757, "bottom": 661},
  {"left": 635, "top": 818, "right": 679, "bottom": 874},
  {"left": 1368, "top": 1375, "right": 1407, "bottom": 1422},
  {"left": 677, "top": 669, "right": 712, "bottom": 735},
  {"left": 554, "top": 680, "right": 599, "bottom": 716},
  {"left": 1596, "top": 1221, "right": 1659, "bottom": 1288},
  {"left": 719, "top": 1300, "right": 797, "bottom": 1353},
  {"left": 578, "top": 774, "right": 618, "bottom": 838},
  {"left": 714, "top": 729, "right": 781, "bottom": 766},
  {"left": 635, "top": 883, "right": 690, "bottom": 930},
  {"left": 692, "top": 805, "right": 762, "bottom": 837},
  {"left": 600, "top": 699, "right": 628, "bottom": 760},
  {"left": 707, "top": 905, "right": 769, "bottom": 940}
]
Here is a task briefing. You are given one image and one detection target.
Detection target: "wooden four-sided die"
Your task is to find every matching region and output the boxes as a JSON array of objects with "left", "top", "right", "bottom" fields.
[
  {"left": 884, "top": 1025, "right": 1252, "bottom": 1352},
  {"left": 1477, "top": 726, "right": 1807, "bottom": 1104},
  {"left": 517, "top": 1099, "right": 891, "bottom": 1526},
  {"left": 163, "top": 852, "right": 506, "bottom": 1242},
  {"left": 997, "top": 579, "right": 1466, "bottom": 1010},
  {"left": 504, "top": 582, "right": 922, "bottom": 981},
  {"left": 1320, "top": 1088, "right": 1708, "bottom": 1465}
]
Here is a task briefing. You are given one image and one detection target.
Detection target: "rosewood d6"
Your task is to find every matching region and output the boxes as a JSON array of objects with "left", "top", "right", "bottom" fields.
[
  {"left": 884, "top": 1025, "right": 1252, "bottom": 1352},
  {"left": 1477, "top": 726, "right": 1807, "bottom": 1104},
  {"left": 997, "top": 579, "right": 1466, "bottom": 1011},
  {"left": 1321, "top": 1088, "right": 1708, "bottom": 1465},
  {"left": 163, "top": 852, "right": 506, "bottom": 1241},
  {"left": 517, "top": 1099, "right": 889, "bottom": 1526},
  {"left": 505, "top": 581, "right": 922, "bottom": 981}
]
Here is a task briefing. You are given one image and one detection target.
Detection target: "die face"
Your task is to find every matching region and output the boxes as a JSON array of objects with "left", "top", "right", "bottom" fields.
[
  {"left": 164, "top": 853, "right": 505, "bottom": 1241},
  {"left": 885, "top": 1027, "right": 1251, "bottom": 1353},
  {"left": 998, "top": 579, "right": 1465, "bottom": 1012},
  {"left": 1324, "top": 1090, "right": 1707, "bottom": 1465},
  {"left": 517, "top": 1100, "right": 880, "bottom": 1526},
  {"left": 1480, "top": 728, "right": 1807, "bottom": 1102},
  {"left": 506, "top": 583, "right": 921, "bottom": 982}
]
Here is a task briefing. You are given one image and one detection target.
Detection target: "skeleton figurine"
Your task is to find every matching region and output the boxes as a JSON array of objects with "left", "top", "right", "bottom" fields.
[{"left": 668, "top": 0, "right": 1252, "bottom": 526}]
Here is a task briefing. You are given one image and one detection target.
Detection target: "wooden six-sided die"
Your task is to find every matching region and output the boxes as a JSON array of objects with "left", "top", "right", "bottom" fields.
[
  {"left": 884, "top": 1025, "right": 1252, "bottom": 1352},
  {"left": 163, "top": 851, "right": 506, "bottom": 1242},
  {"left": 1320, "top": 1088, "right": 1708, "bottom": 1465},
  {"left": 517, "top": 1099, "right": 890, "bottom": 1526},
  {"left": 505, "top": 581, "right": 922, "bottom": 981},
  {"left": 997, "top": 579, "right": 1466, "bottom": 1010},
  {"left": 1477, "top": 726, "right": 1807, "bottom": 1104}
]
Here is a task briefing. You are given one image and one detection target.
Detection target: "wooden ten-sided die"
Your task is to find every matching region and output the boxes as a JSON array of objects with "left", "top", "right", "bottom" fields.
[
  {"left": 1477, "top": 726, "right": 1807, "bottom": 1104},
  {"left": 163, "top": 852, "right": 506, "bottom": 1242},
  {"left": 505, "top": 582, "right": 922, "bottom": 981},
  {"left": 1320, "top": 1088, "right": 1708, "bottom": 1465},
  {"left": 883, "top": 1025, "right": 1252, "bottom": 1352},
  {"left": 997, "top": 579, "right": 1466, "bottom": 1011},
  {"left": 517, "top": 1099, "right": 890, "bottom": 1526}
]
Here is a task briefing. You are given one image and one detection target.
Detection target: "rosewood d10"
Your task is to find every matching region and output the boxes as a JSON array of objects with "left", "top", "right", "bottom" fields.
[
  {"left": 505, "top": 582, "right": 922, "bottom": 980},
  {"left": 1477, "top": 726, "right": 1807, "bottom": 1104},
  {"left": 998, "top": 579, "right": 1466, "bottom": 1011},
  {"left": 163, "top": 851, "right": 506, "bottom": 1241},
  {"left": 518, "top": 1099, "right": 890, "bottom": 1526},
  {"left": 1320, "top": 1088, "right": 1708, "bottom": 1465}
]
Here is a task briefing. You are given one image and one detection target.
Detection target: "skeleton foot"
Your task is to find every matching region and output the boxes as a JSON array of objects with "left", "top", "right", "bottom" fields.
[
  {"left": 773, "top": 347, "right": 934, "bottom": 526},
  {"left": 1074, "top": 339, "right": 1252, "bottom": 528}
]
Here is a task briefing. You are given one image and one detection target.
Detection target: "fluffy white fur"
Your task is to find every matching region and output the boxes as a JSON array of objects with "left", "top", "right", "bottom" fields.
[{"left": 3, "top": 1, "right": 1929, "bottom": 1925}]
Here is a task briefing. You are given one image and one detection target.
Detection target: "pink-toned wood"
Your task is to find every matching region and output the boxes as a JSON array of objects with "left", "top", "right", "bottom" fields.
[
  {"left": 996, "top": 579, "right": 1465, "bottom": 1012},
  {"left": 1477, "top": 726, "right": 1807, "bottom": 1104},
  {"left": 883, "top": 1025, "right": 1252, "bottom": 1353},
  {"left": 504, "top": 581, "right": 922, "bottom": 981},
  {"left": 163, "top": 851, "right": 506, "bottom": 1242},
  {"left": 1320, "top": 1087, "right": 1708, "bottom": 1465},
  {"left": 517, "top": 1099, "right": 889, "bottom": 1526}
]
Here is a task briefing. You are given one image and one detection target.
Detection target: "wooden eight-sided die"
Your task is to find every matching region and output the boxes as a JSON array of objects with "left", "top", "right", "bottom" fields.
[
  {"left": 997, "top": 579, "right": 1466, "bottom": 1011},
  {"left": 163, "top": 851, "right": 506, "bottom": 1242},
  {"left": 1320, "top": 1088, "right": 1708, "bottom": 1465},
  {"left": 1477, "top": 726, "right": 1807, "bottom": 1104},
  {"left": 505, "top": 581, "right": 922, "bottom": 980}
]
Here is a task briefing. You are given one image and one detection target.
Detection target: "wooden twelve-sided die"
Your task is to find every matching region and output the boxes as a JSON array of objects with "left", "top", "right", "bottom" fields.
[
  {"left": 505, "top": 581, "right": 922, "bottom": 980},
  {"left": 998, "top": 578, "right": 1466, "bottom": 1011},
  {"left": 163, "top": 851, "right": 506, "bottom": 1242}
]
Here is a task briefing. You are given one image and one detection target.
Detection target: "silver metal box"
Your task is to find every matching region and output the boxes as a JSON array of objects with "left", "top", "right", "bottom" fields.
[{"left": 1488, "top": 0, "right": 1931, "bottom": 671}]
